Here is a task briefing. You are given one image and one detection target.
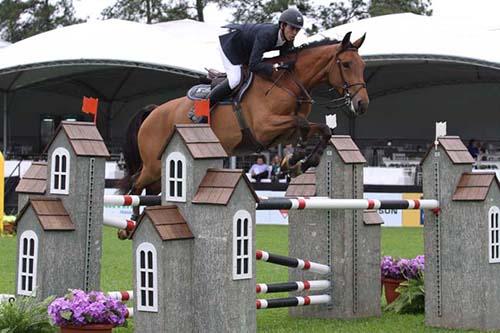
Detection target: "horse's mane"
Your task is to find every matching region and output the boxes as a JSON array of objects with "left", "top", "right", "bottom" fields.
[{"left": 282, "top": 38, "right": 341, "bottom": 56}]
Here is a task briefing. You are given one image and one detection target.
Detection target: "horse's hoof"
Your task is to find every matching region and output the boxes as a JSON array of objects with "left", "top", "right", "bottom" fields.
[
  {"left": 280, "top": 153, "right": 293, "bottom": 173},
  {"left": 289, "top": 161, "right": 304, "bottom": 178},
  {"left": 117, "top": 229, "right": 130, "bottom": 240}
]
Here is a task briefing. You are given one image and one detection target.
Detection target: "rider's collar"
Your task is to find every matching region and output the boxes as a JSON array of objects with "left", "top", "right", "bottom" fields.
[{"left": 276, "top": 28, "right": 286, "bottom": 47}]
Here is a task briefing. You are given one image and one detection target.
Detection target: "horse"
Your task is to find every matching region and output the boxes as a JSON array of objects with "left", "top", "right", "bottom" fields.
[{"left": 119, "top": 31, "right": 368, "bottom": 229}]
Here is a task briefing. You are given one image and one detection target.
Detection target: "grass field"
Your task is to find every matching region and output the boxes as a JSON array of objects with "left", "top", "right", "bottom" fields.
[{"left": 0, "top": 226, "right": 491, "bottom": 332}]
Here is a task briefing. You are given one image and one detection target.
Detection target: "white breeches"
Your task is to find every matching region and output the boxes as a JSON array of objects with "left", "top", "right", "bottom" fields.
[{"left": 217, "top": 40, "right": 242, "bottom": 89}]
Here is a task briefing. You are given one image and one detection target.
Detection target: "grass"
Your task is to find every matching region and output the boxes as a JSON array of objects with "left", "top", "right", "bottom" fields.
[{"left": 0, "top": 226, "right": 494, "bottom": 332}]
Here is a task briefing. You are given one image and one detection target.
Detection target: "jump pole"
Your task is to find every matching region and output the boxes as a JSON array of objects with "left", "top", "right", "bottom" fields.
[
  {"left": 257, "top": 198, "right": 439, "bottom": 210},
  {"left": 256, "top": 280, "right": 330, "bottom": 294},
  {"left": 104, "top": 195, "right": 161, "bottom": 207},
  {"left": 257, "top": 295, "right": 331, "bottom": 309},
  {"left": 256, "top": 250, "right": 331, "bottom": 275},
  {"left": 103, "top": 215, "right": 136, "bottom": 232}
]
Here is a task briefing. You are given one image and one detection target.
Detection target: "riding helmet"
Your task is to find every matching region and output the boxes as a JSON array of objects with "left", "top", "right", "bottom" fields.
[{"left": 279, "top": 8, "right": 304, "bottom": 29}]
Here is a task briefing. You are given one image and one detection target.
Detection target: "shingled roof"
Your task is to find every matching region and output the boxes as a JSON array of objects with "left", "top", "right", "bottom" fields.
[
  {"left": 193, "top": 168, "right": 259, "bottom": 205},
  {"left": 285, "top": 170, "right": 316, "bottom": 197},
  {"left": 45, "top": 121, "right": 109, "bottom": 157},
  {"left": 452, "top": 172, "right": 499, "bottom": 201},
  {"left": 131, "top": 205, "right": 193, "bottom": 241},
  {"left": 160, "top": 124, "right": 227, "bottom": 159},
  {"left": 16, "top": 197, "right": 75, "bottom": 231},
  {"left": 330, "top": 135, "right": 366, "bottom": 164},
  {"left": 15, "top": 162, "right": 47, "bottom": 194},
  {"left": 423, "top": 136, "right": 474, "bottom": 165},
  {"left": 363, "top": 210, "right": 384, "bottom": 225}
]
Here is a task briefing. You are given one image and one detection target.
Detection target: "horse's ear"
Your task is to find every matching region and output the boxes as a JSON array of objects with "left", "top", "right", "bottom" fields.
[
  {"left": 341, "top": 32, "right": 352, "bottom": 50},
  {"left": 352, "top": 33, "right": 366, "bottom": 49}
]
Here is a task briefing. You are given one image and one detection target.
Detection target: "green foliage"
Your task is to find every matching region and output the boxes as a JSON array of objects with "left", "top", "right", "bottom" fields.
[
  {"left": 369, "top": 0, "right": 432, "bottom": 17},
  {"left": 307, "top": 0, "right": 369, "bottom": 34},
  {"left": 0, "top": 0, "right": 84, "bottom": 43},
  {"left": 101, "top": 0, "right": 194, "bottom": 24},
  {"left": 226, "top": 0, "right": 313, "bottom": 24},
  {"left": 0, "top": 296, "right": 56, "bottom": 333},
  {"left": 385, "top": 273, "right": 425, "bottom": 314}
]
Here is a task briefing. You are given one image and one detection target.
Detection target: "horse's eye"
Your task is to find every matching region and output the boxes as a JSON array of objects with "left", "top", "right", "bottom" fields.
[{"left": 342, "top": 62, "right": 351, "bottom": 69}]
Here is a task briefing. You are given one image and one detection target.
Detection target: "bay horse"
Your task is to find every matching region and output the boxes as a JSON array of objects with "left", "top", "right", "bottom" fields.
[{"left": 120, "top": 31, "right": 368, "bottom": 220}]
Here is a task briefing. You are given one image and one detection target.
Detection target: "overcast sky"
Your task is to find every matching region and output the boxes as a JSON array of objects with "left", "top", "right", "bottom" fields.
[{"left": 73, "top": 0, "right": 500, "bottom": 25}]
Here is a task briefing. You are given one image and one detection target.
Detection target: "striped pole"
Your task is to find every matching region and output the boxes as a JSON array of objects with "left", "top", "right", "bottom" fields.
[
  {"left": 256, "top": 250, "right": 331, "bottom": 275},
  {"left": 104, "top": 195, "right": 161, "bottom": 207},
  {"left": 256, "top": 295, "right": 331, "bottom": 309},
  {"left": 107, "top": 291, "right": 133, "bottom": 301},
  {"left": 103, "top": 215, "right": 136, "bottom": 232},
  {"left": 125, "top": 307, "right": 134, "bottom": 318},
  {"left": 256, "top": 280, "right": 330, "bottom": 294},
  {"left": 257, "top": 198, "right": 439, "bottom": 210}
]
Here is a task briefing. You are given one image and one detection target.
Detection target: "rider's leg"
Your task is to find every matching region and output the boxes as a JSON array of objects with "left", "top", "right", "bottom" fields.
[
  {"left": 210, "top": 40, "right": 242, "bottom": 108},
  {"left": 208, "top": 78, "right": 232, "bottom": 108}
]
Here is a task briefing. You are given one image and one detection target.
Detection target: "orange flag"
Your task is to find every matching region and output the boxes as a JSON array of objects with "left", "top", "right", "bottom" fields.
[
  {"left": 194, "top": 99, "right": 210, "bottom": 124},
  {"left": 82, "top": 96, "right": 99, "bottom": 124}
]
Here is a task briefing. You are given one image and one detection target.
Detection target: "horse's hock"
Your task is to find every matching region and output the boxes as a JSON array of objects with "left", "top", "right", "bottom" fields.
[{"left": 13, "top": 120, "right": 500, "bottom": 332}]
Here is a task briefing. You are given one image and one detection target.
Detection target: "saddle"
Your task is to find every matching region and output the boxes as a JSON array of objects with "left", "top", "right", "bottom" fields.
[{"left": 187, "top": 69, "right": 253, "bottom": 105}]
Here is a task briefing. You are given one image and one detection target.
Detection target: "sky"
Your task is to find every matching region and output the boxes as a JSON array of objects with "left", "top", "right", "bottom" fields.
[{"left": 73, "top": 0, "right": 500, "bottom": 25}]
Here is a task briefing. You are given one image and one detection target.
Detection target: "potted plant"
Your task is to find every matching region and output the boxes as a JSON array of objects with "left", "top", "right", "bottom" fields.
[
  {"left": 48, "top": 289, "right": 128, "bottom": 333},
  {"left": 0, "top": 295, "right": 56, "bottom": 332},
  {"left": 385, "top": 272, "right": 425, "bottom": 313},
  {"left": 380, "top": 255, "right": 424, "bottom": 304}
]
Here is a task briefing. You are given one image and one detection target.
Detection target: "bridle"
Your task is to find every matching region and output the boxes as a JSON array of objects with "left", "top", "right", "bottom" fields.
[{"left": 320, "top": 47, "right": 367, "bottom": 110}]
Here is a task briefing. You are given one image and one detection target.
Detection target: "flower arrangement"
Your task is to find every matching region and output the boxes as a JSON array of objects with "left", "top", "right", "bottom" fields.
[
  {"left": 381, "top": 255, "right": 424, "bottom": 280},
  {"left": 48, "top": 289, "right": 127, "bottom": 328}
]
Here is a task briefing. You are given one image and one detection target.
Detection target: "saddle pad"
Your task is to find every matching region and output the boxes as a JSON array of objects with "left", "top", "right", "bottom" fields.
[{"left": 187, "top": 84, "right": 211, "bottom": 101}]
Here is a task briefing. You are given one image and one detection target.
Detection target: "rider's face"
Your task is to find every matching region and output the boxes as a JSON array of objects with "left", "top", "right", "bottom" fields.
[{"left": 283, "top": 24, "right": 300, "bottom": 42}]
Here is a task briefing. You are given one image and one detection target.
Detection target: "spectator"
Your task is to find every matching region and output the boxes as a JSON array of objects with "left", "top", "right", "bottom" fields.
[
  {"left": 249, "top": 156, "right": 269, "bottom": 182},
  {"left": 270, "top": 155, "right": 285, "bottom": 182},
  {"left": 467, "top": 139, "right": 480, "bottom": 159},
  {"left": 284, "top": 144, "right": 294, "bottom": 156}
]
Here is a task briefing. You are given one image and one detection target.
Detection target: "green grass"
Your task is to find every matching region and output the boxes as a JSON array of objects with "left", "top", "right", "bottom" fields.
[{"left": 0, "top": 226, "right": 495, "bottom": 332}]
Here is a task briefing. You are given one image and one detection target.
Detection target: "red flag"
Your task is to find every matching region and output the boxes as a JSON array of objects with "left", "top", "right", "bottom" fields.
[
  {"left": 194, "top": 99, "right": 210, "bottom": 124},
  {"left": 82, "top": 96, "right": 99, "bottom": 124}
]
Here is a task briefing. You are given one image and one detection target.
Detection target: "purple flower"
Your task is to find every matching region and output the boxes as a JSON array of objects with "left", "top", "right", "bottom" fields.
[
  {"left": 48, "top": 289, "right": 128, "bottom": 327},
  {"left": 381, "top": 255, "right": 424, "bottom": 280}
]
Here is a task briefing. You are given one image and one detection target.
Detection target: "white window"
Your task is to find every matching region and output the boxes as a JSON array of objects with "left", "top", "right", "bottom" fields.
[
  {"left": 17, "top": 230, "right": 38, "bottom": 296},
  {"left": 165, "top": 152, "right": 186, "bottom": 202},
  {"left": 489, "top": 206, "right": 500, "bottom": 263},
  {"left": 50, "top": 147, "right": 70, "bottom": 194},
  {"left": 233, "top": 210, "right": 252, "bottom": 280},
  {"left": 136, "top": 242, "right": 158, "bottom": 312}
]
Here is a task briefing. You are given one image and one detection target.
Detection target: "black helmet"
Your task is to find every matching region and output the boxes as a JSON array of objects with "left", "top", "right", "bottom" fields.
[{"left": 279, "top": 8, "right": 304, "bottom": 29}]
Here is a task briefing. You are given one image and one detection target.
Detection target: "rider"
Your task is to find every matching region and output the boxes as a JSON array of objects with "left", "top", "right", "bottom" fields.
[{"left": 208, "top": 8, "right": 304, "bottom": 108}]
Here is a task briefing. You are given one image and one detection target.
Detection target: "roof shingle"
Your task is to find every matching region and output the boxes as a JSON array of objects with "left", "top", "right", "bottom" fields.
[
  {"left": 330, "top": 135, "right": 366, "bottom": 164},
  {"left": 452, "top": 172, "right": 497, "bottom": 201},
  {"left": 16, "top": 162, "right": 47, "bottom": 194},
  {"left": 131, "top": 205, "right": 193, "bottom": 241},
  {"left": 16, "top": 197, "right": 74, "bottom": 231},
  {"left": 285, "top": 170, "right": 316, "bottom": 197}
]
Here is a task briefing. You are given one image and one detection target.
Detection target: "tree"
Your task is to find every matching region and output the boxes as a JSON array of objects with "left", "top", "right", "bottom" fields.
[
  {"left": 308, "top": 0, "right": 369, "bottom": 34},
  {"left": 225, "top": 0, "right": 313, "bottom": 24},
  {"left": 369, "top": 0, "right": 432, "bottom": 17},
  {"left": 0, "top": 0, "right": 83, "bottom": 43},
  {"left": 101, "top": 0, "right": 197, "bottom": 23}
]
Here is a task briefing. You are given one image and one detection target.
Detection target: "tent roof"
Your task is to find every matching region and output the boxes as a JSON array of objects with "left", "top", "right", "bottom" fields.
[
  {"left": 0, "top": 19, "right": 226, "bottom": 91},
  {"left": 310, "top": 13, "right": 500, "bottom": 69}
]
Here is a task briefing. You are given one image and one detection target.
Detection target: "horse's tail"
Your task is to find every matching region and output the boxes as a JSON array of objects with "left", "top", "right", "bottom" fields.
[{"left": 118, "top": 104, "right": 158, "bottom": 194}]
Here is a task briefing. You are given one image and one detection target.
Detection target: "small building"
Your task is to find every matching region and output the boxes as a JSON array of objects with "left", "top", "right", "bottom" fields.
[
  {"left": 132, "top": 124, "right": 257, "bottom": 333},
  {"left": 288, "top": 135, "right": 382, "bottom": 319},
  {"left": 15, "top": 121, "right": 109, "bottom": 300},
  {"left": 423, "top": 136, "right": 500, "bottom": 331}
]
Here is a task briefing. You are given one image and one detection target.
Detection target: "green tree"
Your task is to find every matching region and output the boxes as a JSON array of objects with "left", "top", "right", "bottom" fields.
[
  {"left": 0, "top": 0, "right": 83, "bottom": 43},
  {"left": 225, "top": 0, "right": 313, "bottom": 24},
  {"left": 102, "top": 0, "right": 199, "bottom": 23},
  {"left": 369, "top": 0, "right": 432, "bottom": 17},
  {"left": 308, "top": 0, "right": 368, "bottom": 34}
]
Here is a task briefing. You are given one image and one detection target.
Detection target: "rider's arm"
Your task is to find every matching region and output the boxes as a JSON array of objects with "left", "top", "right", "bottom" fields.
[{"left": 248, "top": 34, "right": 274, "bottom": 78}]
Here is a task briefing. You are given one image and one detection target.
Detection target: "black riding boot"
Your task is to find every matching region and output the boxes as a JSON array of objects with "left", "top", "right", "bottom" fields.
[{"left": 208, "top": 78, "right": 232, "bottom": 108}]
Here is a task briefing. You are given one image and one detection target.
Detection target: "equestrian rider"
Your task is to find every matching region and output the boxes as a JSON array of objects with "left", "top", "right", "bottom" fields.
[{"left": 208, "top": 8, "right": 304, "bottom": 107}]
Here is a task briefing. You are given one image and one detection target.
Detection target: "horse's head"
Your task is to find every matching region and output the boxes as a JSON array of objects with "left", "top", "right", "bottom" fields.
[{"left": 327, "top": 32, "right": 369, "bottom": 116}]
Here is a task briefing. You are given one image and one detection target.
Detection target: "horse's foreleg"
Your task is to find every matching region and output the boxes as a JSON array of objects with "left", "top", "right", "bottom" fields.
[{"left": 300, "top": 123, "right": 332, "bottom": 172}]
